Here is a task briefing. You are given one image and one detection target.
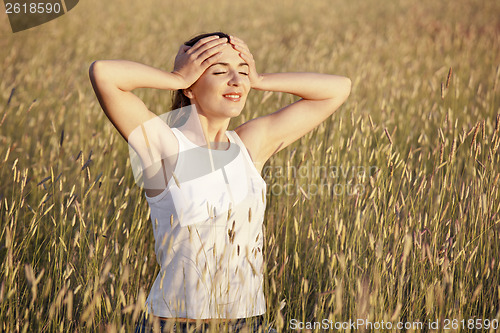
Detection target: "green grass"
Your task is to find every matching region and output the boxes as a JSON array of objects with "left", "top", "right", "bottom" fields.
[{"left": 1, "top": 0, "right": 499, "bottom": 331}]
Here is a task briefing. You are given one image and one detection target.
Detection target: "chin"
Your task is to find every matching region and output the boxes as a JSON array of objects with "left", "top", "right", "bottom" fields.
[
  {"left": 218, "top": 105, "right": 244, "bottom": 118},
  {"left": 228, "top": 108, "right": 244, "bottom": 118}
]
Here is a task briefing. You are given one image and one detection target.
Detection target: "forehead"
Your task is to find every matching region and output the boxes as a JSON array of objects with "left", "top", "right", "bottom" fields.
[{"left": 214, "top": 44, "right": 245, "bottom": 65}]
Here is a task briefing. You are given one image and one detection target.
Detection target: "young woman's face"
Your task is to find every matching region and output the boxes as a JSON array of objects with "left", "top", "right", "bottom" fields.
[{"left": 186, "top": 43, "right": 250, "bottom": 120}]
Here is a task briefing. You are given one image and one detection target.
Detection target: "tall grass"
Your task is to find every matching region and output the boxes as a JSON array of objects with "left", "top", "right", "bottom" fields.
[{"left": 1, "top": 0, "right": 499, "bottom": 331}]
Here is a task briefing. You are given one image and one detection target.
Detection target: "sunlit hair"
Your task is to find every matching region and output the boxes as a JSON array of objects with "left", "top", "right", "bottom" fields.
[{"left": 171, "top": 32, "right": 230, "bottom": 112}]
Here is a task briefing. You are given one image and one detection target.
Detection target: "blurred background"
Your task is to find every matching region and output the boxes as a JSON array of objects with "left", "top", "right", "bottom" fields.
[{"left": 1, "top": 0, "right": 499, "bottom": 331}]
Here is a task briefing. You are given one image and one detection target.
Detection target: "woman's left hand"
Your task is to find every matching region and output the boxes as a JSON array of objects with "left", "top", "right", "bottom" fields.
[{"left": 229, "top": 35, "right": 263, "bottom": 88}]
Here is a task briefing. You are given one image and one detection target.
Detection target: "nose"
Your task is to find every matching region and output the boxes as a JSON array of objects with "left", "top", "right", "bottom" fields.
[{"left": 227, "top": 70, "right": 243, "bottom": 86}]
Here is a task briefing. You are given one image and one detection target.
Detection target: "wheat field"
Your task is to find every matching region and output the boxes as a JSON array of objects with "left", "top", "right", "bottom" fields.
[{"left": 1, "top": 0, "right": 499, "bottom": 332}]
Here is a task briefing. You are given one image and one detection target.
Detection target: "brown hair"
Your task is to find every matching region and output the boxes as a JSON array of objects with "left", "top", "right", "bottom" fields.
[{"left": 171, "top": 32, "right": 230, "bottom": 111}]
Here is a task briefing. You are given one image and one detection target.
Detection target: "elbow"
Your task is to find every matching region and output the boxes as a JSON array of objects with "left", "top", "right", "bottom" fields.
[
  {"left": 89, "top": 60, "right": 103, "bottom": 85},
  {"left": 88, "top": 61, "right": 109, "bottom": 110},
  {"left": 89, "top": 60, "right": 114, "bottom": 88},
  {"left": 329, "top": 76, "right": 351, "bottom": 104},
  {"left": 341, "top": 76, "right": 352, "bottom": 100},
  {"left": 89, "top": 60, "right": 115, "bottom": 92},
  {"left": 334, "top": 76, "right": 351, "bottom": 106},
  {"left": 324, "top": 76, "right": 351, "bottom": 112}
]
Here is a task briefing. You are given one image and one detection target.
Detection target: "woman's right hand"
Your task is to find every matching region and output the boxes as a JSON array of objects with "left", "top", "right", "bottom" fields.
[{"left": 172, "top": 35, "right": 228, "bottom": 88}]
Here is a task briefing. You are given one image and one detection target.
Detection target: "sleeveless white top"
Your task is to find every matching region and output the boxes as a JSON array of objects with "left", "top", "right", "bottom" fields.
[{"left": 144, "top": 128, "right": 267, "bottom": 319}]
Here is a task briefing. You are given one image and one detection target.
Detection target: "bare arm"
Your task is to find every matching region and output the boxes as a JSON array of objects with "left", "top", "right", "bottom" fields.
[
  {"left": 252, "top": 72, "right": 350, "bottom": 101},
  {"left": 89, "top": 36, "right": 229, "bottom": 196},
  {"left": 88, "top": 60, "right": 184, "bottom": 142},
  {"left": 230, "top": 36, "right": 351, "bottom": 165},
  {"left": 88, "top": 35, "right": 228, "bottom": 142}
]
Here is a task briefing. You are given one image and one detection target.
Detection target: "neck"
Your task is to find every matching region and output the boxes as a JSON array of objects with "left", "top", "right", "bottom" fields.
[
  {"left": 176, "top": 104, "right": 231, "bottom": 149},
  {"left": 197, "top": 114, "right": 231, "bottom": 150},
  {"left": 198, "top": 114, "right": 230, "bottom": 144}
]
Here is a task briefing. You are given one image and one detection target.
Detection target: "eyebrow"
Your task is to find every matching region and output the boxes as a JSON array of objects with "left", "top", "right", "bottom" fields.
[{"left": 209, "top": 62, "right": 249, "bottom": 68}]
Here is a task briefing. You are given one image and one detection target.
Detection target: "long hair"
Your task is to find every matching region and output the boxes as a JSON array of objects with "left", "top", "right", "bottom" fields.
[{"left": 171, "top": 32, "right": 230, "bottom": 112}]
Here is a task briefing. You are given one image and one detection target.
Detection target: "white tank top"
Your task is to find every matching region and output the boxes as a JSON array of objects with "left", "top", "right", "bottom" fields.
[{"left": 144, "top": 127, "right": 267, "bottom": 319}]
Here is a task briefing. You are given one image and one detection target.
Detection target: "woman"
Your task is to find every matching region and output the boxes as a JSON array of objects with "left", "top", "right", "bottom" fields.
[{"left": 89, "top": 32, "right": 351, "bottom": 333}]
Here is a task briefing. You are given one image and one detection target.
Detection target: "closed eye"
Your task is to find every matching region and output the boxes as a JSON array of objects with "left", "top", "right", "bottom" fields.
[{"left": 213, "top": 72, "right": 248, "bottom": 76}]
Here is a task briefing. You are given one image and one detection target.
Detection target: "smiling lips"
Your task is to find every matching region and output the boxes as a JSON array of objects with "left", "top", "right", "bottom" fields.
[{"left": 223, "top": 93, "right": 242, "bottom": 102}]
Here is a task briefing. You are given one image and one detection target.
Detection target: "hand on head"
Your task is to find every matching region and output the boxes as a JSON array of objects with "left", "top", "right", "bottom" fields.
[
  {"left": 172, "top": 35, "right": 228, "bottom": 88},
  {"left": 228, "top": 35, "right": 262, "bottom": 88},
  {"left": 172, "top": 34, "right": 262, "bottom": 90}
]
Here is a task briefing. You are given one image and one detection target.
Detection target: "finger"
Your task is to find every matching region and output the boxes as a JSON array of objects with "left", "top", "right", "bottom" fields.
[
  {"left": 229, "top": 37, "right": 251, "bottom": 52},
  {"left": 234, "top": 46, "right": 254, "bottom": 64},
  {"left": 231, "top": 43, "right": 249, "bottom": 52},
  {"left": 230, "top": 41, "right": 251, "bottom": 55},
  {"left": 228, "top": 37, "right": 246, "bottom": 47},
  {"left": 237, "top": 54, "right": 256, "bottom": 74},
  {"left": 189, "top": 37, "right": 228, "bottom": 58},
  {"left": 184, "top": 35, "right": 219, "bottom": 54},
  {"left": 229, "top": 35, "right": 245, "bottom": 44},
  {"left": 195, "top": 41, "right": 228, "bottom": 63},
  {"left": 197, "top": 43, "right": 227, "bottom": 64},
  {"left": 189, "top": 36, "right": 227, "bottom": 54},
  {"left": 237, "top": 51, "right": 252, "bottom": 64},
  {"left": 178, "top": 45, "right": 190, "bottom": 53},
  {"left": 192, "top": 35, "right": 221, "bottom": 48},
  {"left": 200, "top": 51, "right": 223, "bottom": 68},
  {"left": 229, "top": 40, "right": 243, "bottom": 48}
]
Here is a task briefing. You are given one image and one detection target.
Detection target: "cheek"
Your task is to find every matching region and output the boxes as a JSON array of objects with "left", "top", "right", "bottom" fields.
[
  {"left": 198, "top": 77, "right": 221, "bottom": 91},
  {"left": 192, "top": 81, "right": 217, "bottom": 100},
  {"left": 242, "top": 78, "right": 251, "bottom": 91}
]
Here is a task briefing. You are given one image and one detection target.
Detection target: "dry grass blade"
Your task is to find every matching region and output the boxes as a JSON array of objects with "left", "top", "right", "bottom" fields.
[
  {"left": 470, "top": 122, "right": 480, "bottom": 151},
  {"left": 446, "top": 67, "right": 452, "bottom": 89},
  {"left": 384, "top": 128, "right": 393, "bottom": 145},
  {"left": 1, "top": 0, "right": 498, "bottom": 330}
]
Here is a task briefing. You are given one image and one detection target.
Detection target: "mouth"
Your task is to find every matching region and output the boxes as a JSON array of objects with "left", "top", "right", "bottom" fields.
[{"left": 222, "top": 93, "right": 242, "bottom": 102}]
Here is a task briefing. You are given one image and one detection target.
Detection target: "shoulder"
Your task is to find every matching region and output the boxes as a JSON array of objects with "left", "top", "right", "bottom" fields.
[{"left": 234, "top": 120, "right": 270, "bottom": 171}]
